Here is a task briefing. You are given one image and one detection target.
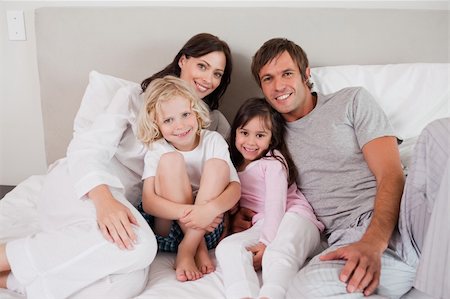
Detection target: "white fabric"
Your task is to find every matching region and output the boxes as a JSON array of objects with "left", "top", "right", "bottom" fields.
[
  {"left": 74, "top": 71, "right": 139, "bottom": 133},
  {"left": 5, "top": 159, "right": 157, "bottom": 299},
  {"left": 311, "top": 63, "right": 449, "bottom": 140},
  {"left": 67, "top": 85, "right": 146, "bottom": 206},
  {"left": 142, "top": 130, "right": 239, "bottom": 194},
  {"left": 216, "top": 213, "right": 320, "bottom": 299}
]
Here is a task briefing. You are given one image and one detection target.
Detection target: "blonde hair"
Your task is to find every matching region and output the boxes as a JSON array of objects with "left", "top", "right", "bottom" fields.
[{"left": 137, "top": 75, "right": 211, "bottom": 147}]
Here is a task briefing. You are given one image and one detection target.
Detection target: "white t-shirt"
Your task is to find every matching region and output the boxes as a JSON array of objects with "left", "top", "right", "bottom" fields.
[{"left": 142, "top": 129, "right": 239, "bottom": 196}]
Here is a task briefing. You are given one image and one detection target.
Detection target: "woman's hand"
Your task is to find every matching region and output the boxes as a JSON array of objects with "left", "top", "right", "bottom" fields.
[{"left": 89, "top": 185, "right": 138, "bottom": 250}]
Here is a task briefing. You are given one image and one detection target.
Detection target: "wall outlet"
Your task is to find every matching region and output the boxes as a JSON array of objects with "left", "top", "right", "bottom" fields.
[{"left": 7, "top": 10, "right": 27, "bottom": 41}]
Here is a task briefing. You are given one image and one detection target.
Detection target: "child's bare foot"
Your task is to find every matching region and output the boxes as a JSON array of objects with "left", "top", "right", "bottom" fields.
[
  {"left": 195, "top": 241, "right": 215, "bottom": 274},
  {"left": 175, "top": 243, "right": 203, "bottom": 282}
]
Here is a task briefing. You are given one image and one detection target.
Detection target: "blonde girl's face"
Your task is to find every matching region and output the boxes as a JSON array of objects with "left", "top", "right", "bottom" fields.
[
  {"left": 178, "top": 51, "right": 226, "bottom": 100},
  {"left": 156, "top": 95, "right": 200, "bottom": 151},
  {"left": 235, "top": 116, "right": 272, "bottom": 168}
]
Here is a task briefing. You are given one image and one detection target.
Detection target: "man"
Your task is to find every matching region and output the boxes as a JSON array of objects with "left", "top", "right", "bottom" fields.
[{"left": 233, "top": 37, "right": 448, "bottom": 298}]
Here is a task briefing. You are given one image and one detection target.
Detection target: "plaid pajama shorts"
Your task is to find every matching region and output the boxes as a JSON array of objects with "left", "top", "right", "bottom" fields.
[{"left": 137, "top": 202, "right": 223, "bottom": 253}]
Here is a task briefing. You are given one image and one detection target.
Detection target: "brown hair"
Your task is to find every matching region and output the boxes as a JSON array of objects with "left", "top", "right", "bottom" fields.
[
  {"left": 251, "top": 38, "right": 312, "bottom": 89},
  {"left": 141, "top": 33, "right": 232, "bottom": 110},
  {"left": 228, "top": 97, "right": 298, "bottom": 186}
]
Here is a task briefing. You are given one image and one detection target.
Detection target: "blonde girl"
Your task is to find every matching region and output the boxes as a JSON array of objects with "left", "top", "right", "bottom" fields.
[{"left": 137, "top": 76, "right": 240, "bottom": 282}]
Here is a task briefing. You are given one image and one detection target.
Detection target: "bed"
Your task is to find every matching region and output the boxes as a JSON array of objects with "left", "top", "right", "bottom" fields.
[{"left": 1, "top": 5, "right": 448, "bottom": 299}]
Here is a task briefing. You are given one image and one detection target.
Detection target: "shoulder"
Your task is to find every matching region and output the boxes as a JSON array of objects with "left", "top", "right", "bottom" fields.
[
  {"left": 322, "top": 86, "right": 370, "bottom": 101},
  {"left": 261, "top": 150, "right": 287, "bottom": 170},
  {"left": 202, "top": 129, "right": 227, "bottom": 144}
]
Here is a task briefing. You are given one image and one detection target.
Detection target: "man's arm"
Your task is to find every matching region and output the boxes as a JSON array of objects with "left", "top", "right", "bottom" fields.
[{"left": 320, "top": 136, "right": 404, "bottom": 296}]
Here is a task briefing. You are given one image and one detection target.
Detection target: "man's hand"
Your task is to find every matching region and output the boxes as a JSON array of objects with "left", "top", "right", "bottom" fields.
[
  {"left": 89, "top": 185, "right": 138, "bottom": 250},
  {"left": 247, "top": 242, "right": 266, "bottom": 271},
  {"left": 320, "top": 240, "right": 383, "bottom": 296},
  {"left": 231, "top": 207, "right": 256, "bottom": 233}
]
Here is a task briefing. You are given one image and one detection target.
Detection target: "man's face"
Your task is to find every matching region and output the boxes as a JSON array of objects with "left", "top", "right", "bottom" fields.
[{"left": 258, "top": 51, "right": 312, "bottom": 122}]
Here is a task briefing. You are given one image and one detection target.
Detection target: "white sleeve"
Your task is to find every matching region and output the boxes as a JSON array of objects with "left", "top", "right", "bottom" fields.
[
  {"left": 66, "top": 87, "right": 135, "bottom": 198},
  {"left": 208, "top": 131, "right": 239, "bottom": 183}
]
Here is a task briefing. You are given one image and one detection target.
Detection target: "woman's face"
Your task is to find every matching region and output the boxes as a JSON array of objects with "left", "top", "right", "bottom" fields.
[{"left": 178, "top": 51, "right": 226, "bottom": 100}]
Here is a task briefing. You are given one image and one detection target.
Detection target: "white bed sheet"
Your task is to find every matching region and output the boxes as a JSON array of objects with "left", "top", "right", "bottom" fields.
[{"left": 0, "top": 175, "right": 236, "bottom": 299}]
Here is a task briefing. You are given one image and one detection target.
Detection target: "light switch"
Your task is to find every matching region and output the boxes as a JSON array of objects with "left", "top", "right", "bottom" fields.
[{"left": 7, "top": 10, "right": 26, "bottom": 41}]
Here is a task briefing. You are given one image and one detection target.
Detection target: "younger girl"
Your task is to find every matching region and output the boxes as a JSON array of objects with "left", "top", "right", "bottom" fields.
[
  {"left": 215, "top": 98, "right": 324, "bottom": 299},
  {"left": 137, "top": 76, "right": 240, "bottom": 282}
]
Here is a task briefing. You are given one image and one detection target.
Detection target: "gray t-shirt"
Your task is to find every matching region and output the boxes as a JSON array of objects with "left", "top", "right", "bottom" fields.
[{"left": 286, "top": 87, "right": 395, "bottom": 235}]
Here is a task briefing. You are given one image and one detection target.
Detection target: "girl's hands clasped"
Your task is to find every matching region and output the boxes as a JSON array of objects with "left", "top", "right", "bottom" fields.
[{"left": 179, "top": 203, "right": 220, "bottom": 231}]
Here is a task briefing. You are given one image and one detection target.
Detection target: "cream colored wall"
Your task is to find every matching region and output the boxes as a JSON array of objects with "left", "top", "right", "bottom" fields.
[{"left": 0, "top": 1, "right": 448, "bottom": 186}]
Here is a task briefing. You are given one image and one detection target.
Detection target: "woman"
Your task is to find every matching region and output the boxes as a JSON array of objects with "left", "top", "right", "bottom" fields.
[{"left": 0, "top": 33, "right": 235, "bottom": 299}]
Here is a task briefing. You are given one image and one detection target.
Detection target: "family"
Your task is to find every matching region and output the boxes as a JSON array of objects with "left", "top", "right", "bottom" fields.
[{"left": 0, "top": 33, "right": 448, "bottom": 299}]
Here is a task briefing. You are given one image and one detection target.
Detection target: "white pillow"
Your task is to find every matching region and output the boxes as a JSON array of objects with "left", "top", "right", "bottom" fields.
[
  {"left": 74, "top": 70, "right": 139, "bottom": 132},
  {"left": 311, "top": 63, "right": 449, "bottom": 140}
]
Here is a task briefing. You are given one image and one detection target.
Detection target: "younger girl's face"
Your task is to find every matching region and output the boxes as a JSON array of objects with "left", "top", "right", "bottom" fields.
[
  {"left": 235, "top": 116, "right": 272, "bottom": 167},
  {"left": 178, "top": 51, "right": 226, "bottom": 100},
  {"left": 157, "top": 96, "right": 200, "bottom": 151}
]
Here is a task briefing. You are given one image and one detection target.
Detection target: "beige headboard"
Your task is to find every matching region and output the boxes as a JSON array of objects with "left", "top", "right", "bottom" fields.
[{"left": 35, "top": 7, "right": 449, "bottom": 165}]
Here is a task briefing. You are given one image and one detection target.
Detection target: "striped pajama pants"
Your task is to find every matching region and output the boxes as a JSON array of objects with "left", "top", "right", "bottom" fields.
[{"left": 286, "top": 118, "right": 449, "bottom": 299}]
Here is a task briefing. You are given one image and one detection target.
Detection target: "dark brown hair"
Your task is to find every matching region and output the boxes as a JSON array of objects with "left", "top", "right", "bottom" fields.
[
  {"left": 228, "top": 97, "right": 298, "bottom": 186},
  {"left": 141, "top": 33, "right": 232, "bottom": 110},
  {"left": 251, "top": 38, "right": 312, "bottom": 89}
]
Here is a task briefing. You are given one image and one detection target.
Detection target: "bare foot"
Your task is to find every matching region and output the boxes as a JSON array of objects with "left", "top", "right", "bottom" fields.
[
  {"left": 0, "top": 271, "right": 10, "bottom": 289},
  {"left": 175, "top": 243, "right": 203, "bottom": 282},
  {"left": 195, "top": 241, "right": 215, "bottom": 274}
]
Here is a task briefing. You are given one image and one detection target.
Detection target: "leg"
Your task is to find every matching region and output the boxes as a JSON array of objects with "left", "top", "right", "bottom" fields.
[
  {"left": 4, "top": 160, "right": 157, "bottom": 299},
  {"left": 259, "top": 213, "right": 321, "bottom": 299},
  {"left": 215, "top": 221, "right": 262, "bottom": 299},
  {"left": 194, "top": 158, "right": 230, "bottom": 273},
  {"left": 286, "top": 217, "right": 415, "bottom": 299},
  {"left": 154, "top": 152, "right": 193, "bottom": 237},
  {"left": 154, "top": 152, "right": 202, "bottom": 282},
  {"left": 398, "top": 118, "right": 450, "bottom": 298},
  {"left": 286, "top": 247, "right": 415, "bottom": 299}
]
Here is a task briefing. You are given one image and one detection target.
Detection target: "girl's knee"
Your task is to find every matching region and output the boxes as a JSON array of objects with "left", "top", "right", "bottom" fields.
[
  {"left": 204, "top": 158, "right": 229, "bottom": 176},
  {"left": 159, "top": 152, "right": 185, "bottom": 169}
]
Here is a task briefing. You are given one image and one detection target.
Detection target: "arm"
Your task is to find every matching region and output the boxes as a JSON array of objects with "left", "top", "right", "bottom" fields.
[
  {"left": 320, "top": 136, "right": 404, "bottom": 296},
  {"left": 68, "top": 87, "right": 140, "bottom": 248},
  {"left": 249, "top": 158, "right": 288, "bottom": 270},
  {"left": 231, "top": 207, "right": 256, "bottom": 233},
  {"left": 179, "top": 181, "right": 241, "bottom": 229},
  {"left": 88, "top": 184, "right": 138, "bottom": 250}
]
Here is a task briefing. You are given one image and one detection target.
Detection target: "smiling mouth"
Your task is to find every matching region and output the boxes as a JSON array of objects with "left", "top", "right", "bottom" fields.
[
  {"left": 174, "top": 129, "right": 191, "bottom": 137},
  {"left": 243, "top": 146, "right": 258, "bottom": 153},
  {"left": 195, "top": 81, "right": 209, "bottom": 93},
  {"left": 275, "top": 93, "right": 292, "bottom": 101}
]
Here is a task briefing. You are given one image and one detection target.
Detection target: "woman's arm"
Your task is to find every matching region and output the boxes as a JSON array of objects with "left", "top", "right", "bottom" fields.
[
  {"left": 67, "top": 87, "right": 141, "bottom": 248},
  {"left": 88, "top": 184, "right": 138, "bottom": 250}
]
